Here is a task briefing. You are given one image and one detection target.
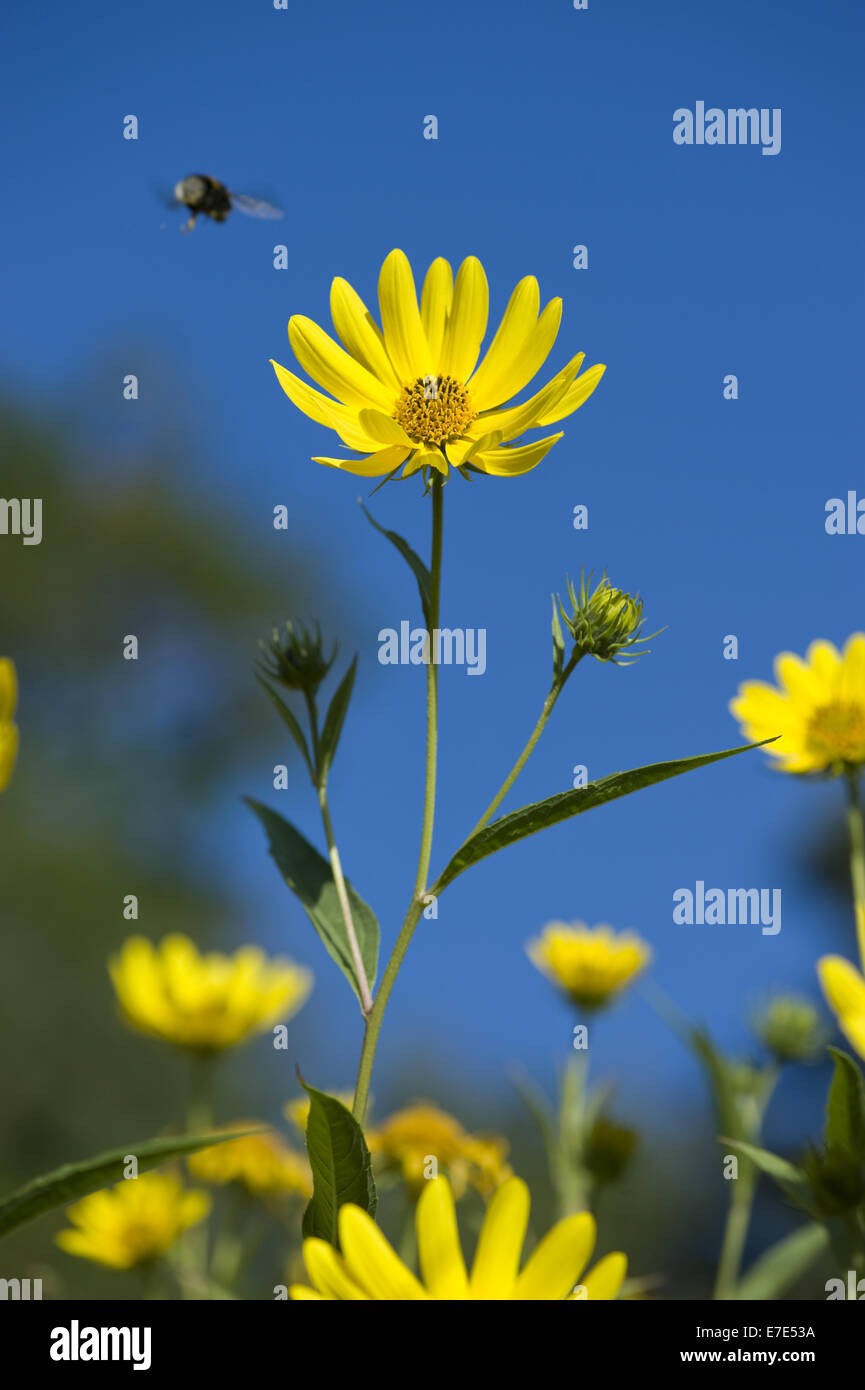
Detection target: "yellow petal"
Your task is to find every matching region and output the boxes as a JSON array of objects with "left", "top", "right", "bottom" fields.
[
  {"left": 474, "top": 354, "right": 586, "bottom": 441},
  {"left": 271, "top": 361, "right": 385, "bottom": 451},
  {"left": 0, "top": 723, "right": 19, "bottom": 792},
  {"left": 578, "top": 1251, "right": 628, "bottom": 1300},
  {"left": 469, "top": 1176, "right": 530, "bottom": 1298},
  {"left": 440, "top": 256, "right": 489, "bottom": 383},
  {"left": 339, "top": 1203, "right": 428, "bottom": 1300},
  {"left": 447, "top": 431, "right": 503, "bottom": 466},
  {"left": 421, "top": 258, "right": 453, "bottom": 367},
  {"left": 288, "top": 316, "right": 394, "bottom": 412},
  {"left": 536, "top": 363, "right": 606, "bottom": 425},
  {"left": 289, "top": 1285, "right": 328, "bottom": 1300},
  {"left": 471, "top": 433, "right": 563, "bottom": 478},
  {"left": 774, "top": 652, "right": 826, "bottom": 705},
  {"left": 804, "top": 640, "right": 843, "bottom": 690},
  {"left": 313, "top": 445, "right": 410, "bottom": 477},
  {"left": 467, "top": 276, "right": 540, "bottom": 410},
  {"left": 302, "top": 1237, "right": 370, "bottom": 1300},
  {"left": 841, "top": 633, "right": 865, "bottom": 703},
  {"left": 378, "top": 249, "right": 431, "bottom": 382},
  {"left": 0, "top": 658, "right": 17, "bottom": 722},
  {"left": 357, "top": 409, "right": 412, "bottom": 446},
  {"left": 818, "top": 955, "right": 865, "bottom": 1018},
  {"left": 416, "top": 1178, "right": 469, "bottom": 1299},
  {"left": 403, "top": 448, "right": 447, "bottom": 477},
  {"left": 513, "top": 1211, "right": 596, "bottom": 1301},
  {"left": 471, "top": 297, "right": 562, "bottom": 409},
  {"left": 330, "top": 277, "right": 401, "bottom": 392}
]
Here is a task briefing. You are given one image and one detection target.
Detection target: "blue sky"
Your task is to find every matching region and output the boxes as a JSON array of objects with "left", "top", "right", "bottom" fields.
[{"left": 4, "top": 0, "right": 864, "bottom": 1141}]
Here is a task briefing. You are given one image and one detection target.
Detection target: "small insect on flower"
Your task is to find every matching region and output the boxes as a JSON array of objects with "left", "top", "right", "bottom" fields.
[{"left": 170, "top": 174, "right": 283, "bottom": 233}]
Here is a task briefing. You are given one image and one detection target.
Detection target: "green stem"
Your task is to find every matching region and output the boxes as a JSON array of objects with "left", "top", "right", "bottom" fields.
[
  {"left": 352, "top": 479, "right": 444, "bottom": 1122},
  {"left": 466, "top": 651, "right": 581, "bottom": 840},
  {"left": 305, "top": 691, "right": 373, "bottom": 1016},
  {"left": 181, "top": 1057, "right": 214, "bottom": 1300},
  {"left": 713, "top": 1068, "right": 778, "bottom": 1300},
  {"left": 844, "top": 771, "right": 865, "bottom": 967}
]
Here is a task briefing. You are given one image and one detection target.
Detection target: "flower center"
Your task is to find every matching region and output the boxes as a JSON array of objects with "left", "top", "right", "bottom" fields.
[
  {"left": 393, "top": 375, "right": 475, "bottom": 448},
  {"left": 806, "top": 700, "right": 865, "bottom": 766}
]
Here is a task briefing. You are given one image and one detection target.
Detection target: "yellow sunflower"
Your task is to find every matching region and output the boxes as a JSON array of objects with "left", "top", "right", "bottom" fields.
[
  {"left": 527, "top": 922, "right": 651, "bottom": 1010},
  {"left": 0, "top": 658, "right": 19, "bottom": 792},
  {"left": 109, "top": 934, "right": 312, "bottom": 1054},
  {"left": 290, "top": 1175, "right": 626, "bottom": 1301},
  {"left": 271, "top": 248, "right": 605, "bottom": 481},
  {"left": 730, "top": 635, "right": 865, "bottom": 774},
  {"left": 55, "top": 1172, "right": 210, "bottom": 1270},
  {"left": 188, "top": 1124, "right": 312, "bottom": 1198},
  {"left": 366, "top": 1101, "right": 511, "bottom": 1199}
]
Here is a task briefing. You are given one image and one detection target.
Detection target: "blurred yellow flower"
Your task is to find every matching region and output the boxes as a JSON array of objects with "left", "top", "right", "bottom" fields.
[
  {"left": 366, "top": 1101, "right": 511, "bottom": 1199},
  {"left": 290, "top": 1175, "right": 626, "bottom": 1301},
  {"left": 188, "top": 1124, "right": 312, "bottom": 1198},
  {"left": 731, "top": 635, "right": 865, "bottom": 774},
  {"left": 55, "top": 1172, "right": 210, "bottom": 1270},
  {"left": 0, "top": 658, "right": 19, "bottom": 792},
  {"left": 109, "top": 934, "right": 312, "bottom": 1053},
  {"left": 272, "top": 248, "right": 604, "bottom": 481},
  {"left": 818, "top": 904, "right": 865, "bottom": 1062},
  {"left": 527, "top": 922, "right": 650, "bottom": 1010}
]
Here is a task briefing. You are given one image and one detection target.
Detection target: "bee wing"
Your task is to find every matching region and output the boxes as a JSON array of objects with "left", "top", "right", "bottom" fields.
[
  {"left": 230, "top": 192, "right": 284, "bottom": 219},
  {"left": 153, "top": 183, "right": 181, "bottom": 211}
]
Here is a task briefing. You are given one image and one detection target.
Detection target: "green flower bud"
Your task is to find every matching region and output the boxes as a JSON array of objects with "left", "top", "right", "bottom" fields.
[
  {"left": 557, "top": 571, "right": 656, "bottom": 665},
  {"left": 257, "top": 619, "right": 336, "bottom": 694},
  {"left": 753, "top": 996, "right": 826, "bottom": 1064},
  {"left": 583, "top": 1115, "right": 638, "bottom": 1186}
]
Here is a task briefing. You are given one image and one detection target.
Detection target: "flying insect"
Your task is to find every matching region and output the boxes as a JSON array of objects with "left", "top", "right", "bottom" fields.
[{"left": 171, "top": 175, "right": 283, "bottom": 232}]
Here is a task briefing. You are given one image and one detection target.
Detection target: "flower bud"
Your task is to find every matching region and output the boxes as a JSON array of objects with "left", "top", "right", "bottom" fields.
[
  {"left": 258, "top": 620, "right": 336, "bottom": 694},
  {"left": 557, "top": 572, "right": 655, "bottom": 665},
  {"left": 753, "top": 996, "right": 825, "bottom": 1064}
]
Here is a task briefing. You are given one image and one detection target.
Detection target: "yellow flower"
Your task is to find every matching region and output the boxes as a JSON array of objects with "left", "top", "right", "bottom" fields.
[
  {"left": 818, "top": 904, "right": 865, "bottom": 1062},
  {"left": 290, "top": 1175, "right": 626, "bottom": 1300},
  {"left": 0, "top": 658, "right": 19, "bottom": 792},
  {"left": 271, "top": 248, "right": 605, "bottom": 481},
  {"left": 730, "top": 635, "right": 865, "bottom": 774},
  {"left": 527, "top": 921, "right": 651, "bottom": 1010},
  {"left": 55, "top": 1172, "right": 210, "bottom": 1270},
  {"left": 188, "top": 1124, "right": 312, "bottom": 1198},
  {"left": 109, "top": 934, "right": 312, "bottom": 1053},
  {"left": 366, "top": 1101, "right": 511, "bottom": 1199}
]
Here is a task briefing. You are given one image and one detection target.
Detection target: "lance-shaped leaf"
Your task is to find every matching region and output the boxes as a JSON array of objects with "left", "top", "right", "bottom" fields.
[
  {"left": 300, "top": 1079, "right": 376, "bottom": 1245},
  {"left": 438, "top": 740, "right": 771, "bottom": 890},
  {"left": 247, "top": 799, "right": 378, "bottom": 1000},
  {"left": 361, "top": 504, "right": 431, "bottom": 624},
  {"left": 722, "top": 1138, "right": 813, "bottom": 1211},
  {"left": 825, "top": 1047, "right": 865, "bottom": 1158},
  {"left": 318, "top": 656, "right": 357, "bottom": 787},
  {"left": 732, "top": 1223, "right": 829, "bottom": 1301},
  {"left": 257, "top": 676, "right": 314, "bottom": 782},
  {"left": 0, "top": 1130, "right": 259, "bottom": 1240}
]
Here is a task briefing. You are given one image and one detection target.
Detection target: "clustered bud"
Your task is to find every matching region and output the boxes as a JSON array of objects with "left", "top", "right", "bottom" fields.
[
  {"left": 557, "top": 571, "right": 654, "bottom": 665},
  {"left": 753, "top": 995, "right": 826, "bottom": 1064},
  {"left": 257, "top": 619, "right": 336, "bottom": 694}
]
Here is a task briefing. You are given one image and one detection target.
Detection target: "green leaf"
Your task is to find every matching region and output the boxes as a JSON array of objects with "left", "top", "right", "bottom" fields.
[
  {"left": 723, "top": 1137, "right": 812, "bottom": 1209},
  {"left": 732, "top": 1223, "right": 829, "bottom": 1300},
  {"left": 318, "top": 656, "right": 357, "bottom": 786},
  {"left": 691, "top": 1028, "right": 744, "bottom": 1141},
  {"left": 0, "top": 1130, "right": 258, "bottom": 1240},
  {"left": 438, "top": 740, "right": 770, "bottom": 890},
  {"left": 300, "top": 1079, "right": 376, "bottom": 1245},
  {"left": 551, "top": 595, "right": 566, "bottom": 683},
  {"left": 247, "top": 799, "right": 378, "bottom": 1000},
  {"left": 257, "top": 676, "right": 314, "bottom": 782},
  {"left": 361, "top": 505, "right": 431, "bottom": 624},
  {"left": 825, "top": 1047, "right": 865, "bottom": 1158}
]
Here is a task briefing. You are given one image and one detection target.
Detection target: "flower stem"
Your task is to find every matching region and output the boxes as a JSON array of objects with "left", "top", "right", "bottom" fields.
[
  {"left": 467, "top": 651, "right": 582, "bottom": 840},
  {"left": 713, "top": 1068, "right": 778, "bottom": 1300},
  {"left": 305, "top": 691, "right": 373, "bottom": 1017},
  {"left": 352, "top": 479, "right": 444, "bottom": 1123},
  {"left": 844, "top": 771, "right": 865, "bottom": 967}
]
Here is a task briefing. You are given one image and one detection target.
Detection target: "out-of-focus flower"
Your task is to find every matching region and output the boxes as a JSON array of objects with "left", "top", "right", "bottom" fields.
[
  {"left": 730, "top": 635, "right": 865, "bottom": 775},
  {"left": 109, "top": 935, "right": 312, "bottom": 1054},
  {"left": 188, "top": 1124, "right": 312, "bottom": 1198},
  {"left": 818, "top": 951, "right": 865, "bottom": 1063},
  {"left": 271, "top": 248, "right": 604, "bottom": 482},
  {"left": 753, "top": 995, "right": 826, "bottom": 1064},
  {"left": 257, "top": 619, "right": 336, "bottom": 694},
  {"left": 584, "top": 1116, "right": 638, "bottom": 1186},
  {"left": 284, "top": 1092, "right": 355, "bottom": 1134},
  {"left": 290, "top": 1175, "right": 626, "bottom": 1301},
  {"left": 0, "top": 658, "right": 19, "bottom": 792},
  {"left": 558, "top": 572, "right": 653, "bottom": 665},
  {"left": 366, "top": 1101, "right": 511, "bottom": 1199},
  {"left": 55, "top": 1172, "right": 210, "bottom": 1270},
  {"left": 527, "top": 922, "right": 650, "bottom": 1010}
]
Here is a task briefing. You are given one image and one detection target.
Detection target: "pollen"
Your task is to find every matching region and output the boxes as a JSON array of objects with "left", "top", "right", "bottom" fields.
[
  {"left": 806, "top": 700, "right": 865, "bottom": 766},
  {"left": 393, "top": 375, "right": 475, "bottom": 448}
]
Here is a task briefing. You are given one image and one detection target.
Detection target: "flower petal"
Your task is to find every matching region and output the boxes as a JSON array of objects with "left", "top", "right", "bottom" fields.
[
  {"left": 416, "top": 1177, "right": 469, "bottom": 1298},
  {"left": 288, "top": 316, "right": 394, "bottom": 411},
  {"left": 471, "top": 433, "right": 563, "bottom": 478},
  {"left": 578, "top": 1251, "right": 628, "bottom": 1300},
  {"left": 0, "top": 658, "right": 17, "bottom": 722},
  {"left": 513, "top": 1211, "right": 596, "bottom": 1301},
  {"left": 421, "top": 258, "right": 453, "bottom": 368},
  {"left": 358, "top": 409, "right": 412, "bottom": 446},
  {"left": 271, "top": 361, "right": 387, "bottom": 451},
  {"left": 467, "top": 276, "right": 540, "bottom": 409},
  {"left": 470, "top": 296, "right": 561, "bottom": 409},
  {"left": 302, "top": 1237, "right": 370, "bottom": 1300},
  {"left": 330, "top": 277, "right": 401, "bottom": 392},
  {"left": 536, "top": 363, "right": 606, "bottom": 425},
  {"left": 818, "top": 955, "right": 865, "bottom": 1018},
  {"left": 313, "top": 445, "right": 411, "bottom": 477},
  {"left": 378, "top": 249, "right": 431, "bottom": 382},
  {"left": 440, "top": 256, "right": 489, "bottom": 383},
  {"left": 339, "top": 1203, "right": 429, "bottom": 1300},
  {"left": 473, "top": 354, "right": 586, "bottom": 442},
  {"left": 841, "top": 633, "right": 865, "bottom": 703},
  {"left": 469, "top": 1176, "right": 530, "bottom": 1298}
]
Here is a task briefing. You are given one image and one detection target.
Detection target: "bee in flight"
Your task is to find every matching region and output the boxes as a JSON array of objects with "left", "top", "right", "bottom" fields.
[{"left": 171, "top": 174, "right": 283, "bottom": 232}]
